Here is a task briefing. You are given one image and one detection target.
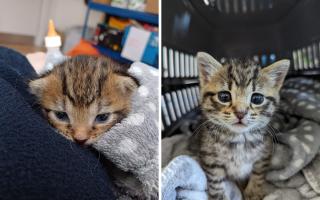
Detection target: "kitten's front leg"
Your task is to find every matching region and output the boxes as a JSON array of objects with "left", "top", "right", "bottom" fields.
[
  {"left": 203, "top": 164, "right": 229, "bottom": 200},
  {"left": 244, "top": 174, "right": 265, "bottom": 200},
  {"left": 244, "top": 154, "right": 270, "bottom": 200}
]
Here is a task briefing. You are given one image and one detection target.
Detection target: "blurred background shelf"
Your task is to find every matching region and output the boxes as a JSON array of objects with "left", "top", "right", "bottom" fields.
[
  {"left": 162, "top": 78, "right": 199, "bottom": 85},
  {"left": 82, "top": 0, "right": 158, "bottom": 65},
  {"left": 94, "top": 44, "right": 132, "bottom": 64},
  {"left": 88, "top": 2, "right": 158, "bottom": 25},
  {"left": 289, "top": 69, "right": 320, "bottom": 77},
  {"left": 163, "top": 109, "right": 200, "bottom": 138}
]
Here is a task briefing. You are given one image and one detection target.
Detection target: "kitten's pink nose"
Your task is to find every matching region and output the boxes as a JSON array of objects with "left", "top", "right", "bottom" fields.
[
  {"left": 235, "top": 111, "right": 247, "bottom": 120},
  {"left": 73, "top": 129, "right": 89, "bottom": 144}
]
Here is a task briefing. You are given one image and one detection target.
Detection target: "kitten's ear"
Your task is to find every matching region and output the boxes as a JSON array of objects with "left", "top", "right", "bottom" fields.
[
  {"left": 261, "top": 59, "right": 290, "bottom": 90},
  {"left": 116, "top": 75, "right": 139, "bottom": 94},
  {"left": 29, "top": 77, "right": 48, "bottom": 97},
  {"left": 197, "top": 52, "right": 222, "bottom": 85}
]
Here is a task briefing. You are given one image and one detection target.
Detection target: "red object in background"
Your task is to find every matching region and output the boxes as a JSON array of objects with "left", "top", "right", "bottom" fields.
[
  {"left": 143, "top": 23, "right": 158, "bottom": 32},
  {"left": 67, "top": 39, "right": 100, "bottom": 57}
]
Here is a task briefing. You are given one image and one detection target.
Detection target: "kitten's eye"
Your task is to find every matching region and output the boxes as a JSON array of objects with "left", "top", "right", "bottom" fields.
[
  {"left": 218, "top": 91, "right": 232, "bottom": 103},
  {"left": 95, "top": 113, "right": 110, "bottom": 123},
  {"left": 54, "top": 111, "right": 69, "bottom": 122},
  {"left": 251, "top": 93, "right": 264, "bottom": 105}
]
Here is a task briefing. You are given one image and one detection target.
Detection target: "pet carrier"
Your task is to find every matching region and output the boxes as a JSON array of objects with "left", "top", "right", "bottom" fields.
[{"left": 161, "top": 0, "right": 320, "bottom": 137}]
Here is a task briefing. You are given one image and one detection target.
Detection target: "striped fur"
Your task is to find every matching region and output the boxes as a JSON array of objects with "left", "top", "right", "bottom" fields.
[
  {"left": 197, "top": 52, "right": 289, "bottom": 200},
  {"left": 29, "top": 56, "right": 139, "bottom": 145}
]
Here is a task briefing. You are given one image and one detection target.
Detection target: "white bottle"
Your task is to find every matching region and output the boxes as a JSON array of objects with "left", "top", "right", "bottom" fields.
[{"left": 42, "top": 20, "right": 66, "bottom": 73}]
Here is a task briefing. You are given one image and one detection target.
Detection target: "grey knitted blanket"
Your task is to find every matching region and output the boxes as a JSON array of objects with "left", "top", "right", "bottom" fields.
[
  {"left": 93, "top": 62, "right": 159, "bottom": 200},
  {"left": 162, "top": 77, "right": 320, "bottom": 200}
]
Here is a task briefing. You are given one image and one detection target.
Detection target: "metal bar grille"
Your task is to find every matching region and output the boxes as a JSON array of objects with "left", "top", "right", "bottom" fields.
[{"left": 162, "top": 46, "right": 201, "bottom": 136}]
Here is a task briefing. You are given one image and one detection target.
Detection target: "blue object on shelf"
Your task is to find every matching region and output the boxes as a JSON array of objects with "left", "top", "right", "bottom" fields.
[
  {"left": 94, "top": 44, "right": 132, "bottom": 64},
  {"left": 89, "top": 2, "right": 158, "bottom": 25},
  {"left": 270, "top": 53, "right": 276, "bottom": 63},
  {"left": 121, "top": 26, "right": 158, "bottom": 68},
  {"left": 261, "top": 55, "right": 267, "bottom": 66},
  {"left": 142, "top": 32, "right": 158, "bottom": 67}
]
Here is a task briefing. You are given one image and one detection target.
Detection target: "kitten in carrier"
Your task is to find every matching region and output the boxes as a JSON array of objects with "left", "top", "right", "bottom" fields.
[
  {"left": 29, "top": 55, "right": 139, "bottom": 145},
  {"left": 196, "top": 52, "right": 289, "bottom": 200}
]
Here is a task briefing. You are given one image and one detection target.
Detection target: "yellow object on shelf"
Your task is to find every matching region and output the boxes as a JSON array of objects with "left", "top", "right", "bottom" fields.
[
  {"left": 109, "top": 17, "right": 132, "bottom": 30},
  {"left": 92, "top": 0, "right": 111, "bottom": 4}
]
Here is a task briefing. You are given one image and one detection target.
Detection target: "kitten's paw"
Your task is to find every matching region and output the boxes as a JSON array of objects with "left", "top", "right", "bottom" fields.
[
  {"left": 244, "top": 188, "right": 266, "bottom": 200},
  {"left": 208, "top": 192, "right": 229, "bottom": 200}
]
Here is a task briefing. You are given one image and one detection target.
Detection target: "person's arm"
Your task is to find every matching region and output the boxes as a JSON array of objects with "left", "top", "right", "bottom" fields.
[{"left": 0, "top": 70, "right": 115, "bottom": 200}]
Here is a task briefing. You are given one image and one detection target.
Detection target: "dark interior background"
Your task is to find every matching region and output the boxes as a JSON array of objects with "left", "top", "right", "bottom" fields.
[
  {"left": 161, "top": 0, "right": 320, "bottom": 136},
  {"left": 162, "top": 0, "right": 320, "bottom": 64}
]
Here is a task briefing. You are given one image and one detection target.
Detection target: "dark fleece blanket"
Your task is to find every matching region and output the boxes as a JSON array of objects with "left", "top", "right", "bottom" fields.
[{"left": 0, "top": 47, "right": 115, "bottom": 200}]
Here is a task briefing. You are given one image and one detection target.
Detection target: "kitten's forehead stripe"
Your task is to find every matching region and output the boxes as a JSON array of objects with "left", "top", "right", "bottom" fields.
[
  {"left": 227, "top": 59, "right": 260, "bottom": 91},
  {"left": 227, "top": 65, "right": 233, "bottom": 90},
  {"left": 46, "top": 56, "right": 136, "bottom": 107},
  {"left": 60, "top": 69, "right": 67, "bottom": 95},
  {"left": 252, "top": 67, "right": 259, "bottom": 91},
  {"left": 97, "top": 72, "right": 107, "bottom": 98}
]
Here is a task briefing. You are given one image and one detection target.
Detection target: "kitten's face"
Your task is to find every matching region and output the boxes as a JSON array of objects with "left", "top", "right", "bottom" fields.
[
  {"left": 198, "top": 52, "right": 289, "bottom": 134},
  {"left": 29, "top": 56, "right": 138, "bottom": 145}
]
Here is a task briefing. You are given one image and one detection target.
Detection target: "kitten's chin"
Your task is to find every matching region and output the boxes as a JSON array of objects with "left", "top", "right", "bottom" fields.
[
  {"left": 85, "top": 137, "right": 100, "bottom": 145},
  {"left": 56, "top": 130, "right": 100, "bottom": 146},
  {"left": 228, "top": 123, "right": 252, "bottom": 134}
]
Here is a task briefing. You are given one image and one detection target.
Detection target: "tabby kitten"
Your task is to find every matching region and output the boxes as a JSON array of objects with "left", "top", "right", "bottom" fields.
[
  {"left": 29, "top": 56, "right": 139, "bottom": 145},
  {"left": 197, "top": 52, "right": 289, "bottom": 200}
]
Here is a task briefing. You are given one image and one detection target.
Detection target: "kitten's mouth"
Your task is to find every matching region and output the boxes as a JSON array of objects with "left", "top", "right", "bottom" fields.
[
  {"left": 74, "top": 138, "right": 95, "bottom": 146},
  {"left": 233, "top": 121, "right": 247, "bottom": 127}
]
